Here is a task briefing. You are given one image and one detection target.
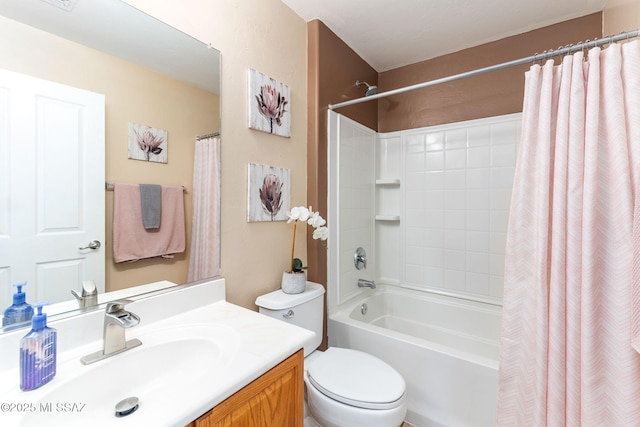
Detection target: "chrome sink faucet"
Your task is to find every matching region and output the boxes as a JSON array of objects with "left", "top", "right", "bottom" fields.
[
  {"left": 81, "top": 299, "right": 142, "bottom": 365},
  {"left": 357, "top": 278, "right": 376, "bottom": 289}
]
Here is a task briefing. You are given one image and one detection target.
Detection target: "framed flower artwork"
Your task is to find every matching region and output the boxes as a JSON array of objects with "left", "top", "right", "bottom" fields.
[
  {"left": 127, "top": 122, "right": 168, "bottom": 163},
  {"left": 248, "top": 69, "right": 291, "bottom": 137},
  {"left": 247, "top": 163, "right": 290, "bottom": 222}
]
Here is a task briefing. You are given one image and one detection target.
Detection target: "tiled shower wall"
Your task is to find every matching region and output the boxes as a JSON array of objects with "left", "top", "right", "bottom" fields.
[
  {"left": 378, "top": 113, "right": 521, "bottom": 304},
  {"left": 329, "top": 112, "right": 520, "bottom": 309},
  {"left": 328, "top": 112, "right": 377, "bottom": 307}
]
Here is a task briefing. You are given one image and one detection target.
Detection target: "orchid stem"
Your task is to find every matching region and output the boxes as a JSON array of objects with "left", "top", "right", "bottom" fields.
[{"left": 290, "top": 221, "right": 297, "bottom": 272}]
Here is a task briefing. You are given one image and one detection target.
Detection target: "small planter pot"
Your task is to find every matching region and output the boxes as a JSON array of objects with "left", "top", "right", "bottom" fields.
[{"left": 281, "top": 271, "right": 306, "bottom": 294}]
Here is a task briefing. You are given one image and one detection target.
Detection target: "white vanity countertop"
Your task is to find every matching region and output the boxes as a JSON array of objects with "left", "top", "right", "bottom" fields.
[{"left": 0, "top": 278, "right": 315, "bottom": 427}]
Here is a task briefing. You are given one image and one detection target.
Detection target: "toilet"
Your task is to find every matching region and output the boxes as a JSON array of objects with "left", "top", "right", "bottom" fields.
[{"left": 255, "top": 281, "right": 407, "bottom": 427}]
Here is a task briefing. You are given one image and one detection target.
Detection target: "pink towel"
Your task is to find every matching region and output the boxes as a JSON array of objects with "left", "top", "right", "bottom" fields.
[{"left": 112, "top": 183, "right": 185, "bottom": 263}]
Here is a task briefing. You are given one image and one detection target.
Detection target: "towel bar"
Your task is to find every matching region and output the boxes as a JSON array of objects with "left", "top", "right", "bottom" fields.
[{"left": 105, "top": 183, "right": 187, "bottom": 193}]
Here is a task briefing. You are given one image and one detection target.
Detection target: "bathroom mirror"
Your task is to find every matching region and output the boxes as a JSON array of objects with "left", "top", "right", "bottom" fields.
[{"left": 0, "top": 0, "right": 221, "bottom": 333}]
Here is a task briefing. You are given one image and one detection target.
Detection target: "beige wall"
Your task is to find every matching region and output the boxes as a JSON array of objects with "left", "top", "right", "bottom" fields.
[
  {"left": 0, "top": 16, "right": 219, "bottom": 293},
  {"left": 123, "top": 0, "right": 308, "bottom": 310},
  {"left": 604, "top": 0, "right": 640, "bottom": 33}
]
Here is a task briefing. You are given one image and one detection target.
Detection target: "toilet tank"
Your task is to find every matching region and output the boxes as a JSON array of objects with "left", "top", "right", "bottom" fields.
[{"left": 255, "top": 281, "right": 325, "bottom": 356}]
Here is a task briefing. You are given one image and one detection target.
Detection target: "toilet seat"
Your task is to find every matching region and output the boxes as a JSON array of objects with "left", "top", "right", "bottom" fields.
[{"left": 306, "top": 347, "right": 406, "bottom": 410}]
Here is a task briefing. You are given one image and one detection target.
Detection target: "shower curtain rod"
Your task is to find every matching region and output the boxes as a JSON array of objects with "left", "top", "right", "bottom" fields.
[
  {"left": 196, "top": 131, "right": 220, "bottom": 140},
  {"left": 328, "top": 30, "right": 640, "bottom": 110}
]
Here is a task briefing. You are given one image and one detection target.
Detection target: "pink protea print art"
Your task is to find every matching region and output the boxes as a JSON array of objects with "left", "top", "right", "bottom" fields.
[
  {"left": 134, "top": 127, "right": 165, "bottom": 161},
  {"left": 255, "top": 84, "right": 288, "bottom": 134},
  {"left": 259, "top": 173, "right": 283, "bottom": 221}
]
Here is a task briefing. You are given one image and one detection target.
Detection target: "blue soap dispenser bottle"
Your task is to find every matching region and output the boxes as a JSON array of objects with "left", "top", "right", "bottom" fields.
[
  {"left": 3, "top": 282, "right": 34, "bottom": 326},
  {"left": 20, "top": 303, "right": 57, "bottom": 391}
]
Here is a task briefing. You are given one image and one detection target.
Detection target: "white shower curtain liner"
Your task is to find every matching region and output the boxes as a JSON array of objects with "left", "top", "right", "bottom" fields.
[
  {"left": 496, "top": 40, "right": 640, "bottom": 425},
  {"left": 188, "top": 136, "right": 221, "bottom": 282}
]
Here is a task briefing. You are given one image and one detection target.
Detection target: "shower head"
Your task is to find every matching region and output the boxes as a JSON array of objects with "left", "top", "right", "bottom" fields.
[{"left": 355, "top": 80, "right": 378, "bottom": 96}]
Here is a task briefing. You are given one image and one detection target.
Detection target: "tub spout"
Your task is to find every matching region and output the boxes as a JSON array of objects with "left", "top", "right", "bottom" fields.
[{"left": 357, "top": 279, "right": 376, "bottom": 289}]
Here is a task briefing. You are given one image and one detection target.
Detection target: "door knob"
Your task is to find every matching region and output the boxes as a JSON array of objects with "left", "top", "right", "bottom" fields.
[{"left": 79, "top": 240, "right": 101, "bottom": 250}]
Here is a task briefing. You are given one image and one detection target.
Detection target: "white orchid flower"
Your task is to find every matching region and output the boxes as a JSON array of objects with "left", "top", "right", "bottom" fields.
[
  {"left": 287, "top": 206, "right": 328, "bottom": 272},
  {"left": 307, "top": 211, "right": 326, "bottom": 228},
  {"left": 287, "top": 206, "right": 310, "bottom": 223},
  {"left": 313, "top": 226, "right": 329, "bottom": 241}
]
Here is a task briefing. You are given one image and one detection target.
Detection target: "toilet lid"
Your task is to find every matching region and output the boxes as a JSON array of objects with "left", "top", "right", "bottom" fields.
[{"left": 307, "top": 347, "right": 406, "bottom": 410}]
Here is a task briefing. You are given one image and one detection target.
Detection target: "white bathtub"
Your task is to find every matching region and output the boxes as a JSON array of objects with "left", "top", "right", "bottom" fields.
[{"left": 328, "top": 285, "right": 502, "bottom": 427}]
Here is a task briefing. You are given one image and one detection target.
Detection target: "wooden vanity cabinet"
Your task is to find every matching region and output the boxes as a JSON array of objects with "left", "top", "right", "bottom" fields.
[{"left": 186, "top": 349, "right": 304, "bottom": 427}]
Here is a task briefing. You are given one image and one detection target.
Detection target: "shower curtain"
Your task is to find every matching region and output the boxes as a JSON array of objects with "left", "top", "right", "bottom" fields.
[
  {"left": 496, "top": 41, "right": 640, "bottom": 426},
  {"left": 188, "top": 136, "right": 221, "bottom": 282}
]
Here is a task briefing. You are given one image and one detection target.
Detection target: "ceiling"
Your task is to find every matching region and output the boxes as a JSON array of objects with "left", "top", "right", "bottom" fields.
[
  {"left": 281, "top": 0, "right": 608, "bottom": 72},
  {"left": 0, "top": 0, "right": 220, "bottom": 93}
]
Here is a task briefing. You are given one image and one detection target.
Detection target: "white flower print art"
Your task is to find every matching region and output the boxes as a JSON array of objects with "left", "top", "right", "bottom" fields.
[
  {"left": 247, "top": 163, "right": 291, "bottom": 222},
  {"left": 248, "top": 69, "right": 291, "bottom": 138},
  {"left": 127, "top": 122, "right": 168, "bottom": 163}
]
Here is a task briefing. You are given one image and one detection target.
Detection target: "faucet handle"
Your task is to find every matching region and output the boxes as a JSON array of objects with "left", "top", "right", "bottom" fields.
[
  {"left": 71, "top": 280, "right": 98, "bottom": 299},
  {"left": 71, "top": 281, "right": 99, "bottom": 309},
  {"left": 81, "top": 280, "right": 97, "bottom": 296},
  {"left": 354, "top": 247, "right": 367, "bottom": 270},
  {"left": 106, "top": 299, "right": 134, "bottom": 314}
]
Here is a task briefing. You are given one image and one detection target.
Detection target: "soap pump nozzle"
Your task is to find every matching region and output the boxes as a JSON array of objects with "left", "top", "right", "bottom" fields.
[
  {"left": 30, "top": 303, "right": 49, "bottom": 331},
  {"left": 13, "top": 282, "right": 28, "bottom": 305}
]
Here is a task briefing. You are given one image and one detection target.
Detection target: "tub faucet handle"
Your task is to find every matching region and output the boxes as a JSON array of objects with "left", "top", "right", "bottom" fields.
[{"left": 354, "top": 247, "right": 367, "bottom": 270}]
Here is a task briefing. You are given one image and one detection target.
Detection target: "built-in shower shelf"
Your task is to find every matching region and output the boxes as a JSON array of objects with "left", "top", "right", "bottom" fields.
[
  {"left": 375, "top": 178, "right": 401, "bottom": 185},
  {"left": 375, "top": 215, "right": 401, "bottom": 221}
]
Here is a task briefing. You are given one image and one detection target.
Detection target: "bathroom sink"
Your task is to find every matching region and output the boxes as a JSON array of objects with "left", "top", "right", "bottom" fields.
[
  {"left": 19, "top": 323, "right": 238, "bottom": 427},
  {"left": 0, "top": 279, "right": 315, "bottom": 427}
]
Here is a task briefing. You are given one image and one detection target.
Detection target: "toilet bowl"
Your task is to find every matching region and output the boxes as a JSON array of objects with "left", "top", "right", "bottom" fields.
[
  {"left": 305, "top": 348, "right": 406, "bottom": 427},
  {"left": 255, "top": 282, "right": 407, "bottom": 427}
]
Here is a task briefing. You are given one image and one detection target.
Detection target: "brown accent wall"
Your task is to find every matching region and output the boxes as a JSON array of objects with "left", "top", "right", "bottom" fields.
[
  {"left": 306, "top": 21, "right": 378, "bottom": 287},
  {"left": 378, "top": 13, "right": 602, "bottom": 131},
  {"left": 307, "top": 20, "right": 378, "bottom": 349}
]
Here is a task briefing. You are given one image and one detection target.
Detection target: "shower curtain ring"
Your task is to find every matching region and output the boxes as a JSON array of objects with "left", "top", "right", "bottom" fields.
[
  {"left": 564, "top": 44, "right": 571, "bottom": 60},
  {"left": 582, "top": 39, "right": 596, "bottom": 62},
  {"left": 583, "top": 39, "right": 590, "bottom": 57},
  {"left": 540, "top": 50, "right": 549, "bottom": 64},
  {"left": 555, "top": 46, "right": 564, "bottom": 62}
]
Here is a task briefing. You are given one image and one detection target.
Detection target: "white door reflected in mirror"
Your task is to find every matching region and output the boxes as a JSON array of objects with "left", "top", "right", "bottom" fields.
[{"left": 0, "top": 69, "right": 105, "bottom": 309}]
